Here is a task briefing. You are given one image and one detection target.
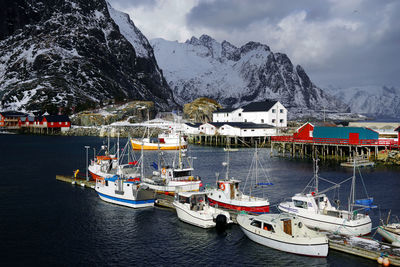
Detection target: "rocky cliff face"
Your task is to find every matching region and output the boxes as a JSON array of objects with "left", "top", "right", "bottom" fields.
[
  {"left": 151, "top": 35, "right": 348, "bottom": 114},
  {"left": 183, "top": 97, "right": 221, "bottom": 123},
  {"left": 0, "top": 0, "right": 176, "bottom": 113}
]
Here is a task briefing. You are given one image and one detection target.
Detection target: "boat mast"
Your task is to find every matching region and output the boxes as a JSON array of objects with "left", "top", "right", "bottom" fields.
[
  {"left": 348, "top": 159, "right": 356, "bottom": 214},
  {"left": 107, "top": 128, "right": 110, "bottom": 156},
  {"left": 117, "top": 131, "right": 120, "bottom": 164},
  {"left": 178, "top": 131, "right": 182, "bottom": 169},
  {"left": 141, "top": 141, "right": 144, "bottom": 178},
  {"left": 314, "top": 158, "right": 319, "bottom": 194},
  {"left": 225, "top": 143, "right": 230, "bottom": 181}
]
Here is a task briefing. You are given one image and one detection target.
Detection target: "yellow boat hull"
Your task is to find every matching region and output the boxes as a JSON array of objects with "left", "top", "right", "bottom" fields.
[{"left": 131, "top": 139, "right": 187, "bottom": 150}]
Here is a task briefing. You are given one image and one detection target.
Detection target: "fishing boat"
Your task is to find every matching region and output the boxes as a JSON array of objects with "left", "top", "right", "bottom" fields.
[
  {"left": 278, "top": 159, "right": 375, "bottom": 236},
  {"left": 131, "top": 130, "right": 187, "bottom": 150},
  {"left": 206, "top": 143, "right": 271, "bottom": 213},
  {"left": 89, "top": 135, "right": 140, "bottom": 180},
  {"left": 237, "top": 213, "right": 329, "bottom": 257},
  {"left": 94, "top": 142, "right": 155, "bottom": 208},
  {"left": 141, "top": 145, "right": 201, "bottom": 195},
  {"left": 173, "top": 191, "right": 232, "bottom": 229}
]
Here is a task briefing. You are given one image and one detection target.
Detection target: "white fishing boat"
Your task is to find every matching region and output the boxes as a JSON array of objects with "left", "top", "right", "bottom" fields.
[
  {"left": 95, "top": 175, "right": 155, "bottom": 208},
  {"left": 278, "top": 159, "right": 375, "bottom": 236},
  {"left": 206, "top": 143, "right": 271, "bottom": 213},
  {"left": 237, "top": 213, "right": 329, "bottom": 257},
  {"left": 141, "top": 145, "right": 201, "bottom": 195},
  {"left": 95, "top": 146, "right": 155, "bottom": 208},
  {"left": 173, "top": 191, "right": 232, "bottom": 229},
  {"left": 131, "top": 130, "right": 187, "bottom": 150},
  {"left": 89, "top": 133, "right": 140, "bottom": 180}
]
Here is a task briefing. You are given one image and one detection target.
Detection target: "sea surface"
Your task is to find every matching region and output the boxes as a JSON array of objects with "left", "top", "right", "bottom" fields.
[{"left": 0, "top": 134, "right": 399, "bottom": 266}]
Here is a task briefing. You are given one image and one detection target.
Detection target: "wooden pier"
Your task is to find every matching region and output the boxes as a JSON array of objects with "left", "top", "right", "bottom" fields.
[
  {"left": 187, "top": 134, "right": 270, "bottom": 147},
  {"left": 56, "top": 175, "right": 95, "bottom": 188},
  {"left": 271, "top": 136, "right": 399, "bottom": 160}
]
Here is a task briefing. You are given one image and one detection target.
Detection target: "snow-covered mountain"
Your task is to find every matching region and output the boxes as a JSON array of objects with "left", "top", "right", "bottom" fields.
[
  {"left": 151, "top": 35, "right": 348, "bottom": 114},
  {"left": 0, "top": 0, "right": 176, "bottom": 113},
  {"left": 325, "top": 85, "right": 400, "bottom": 119}
]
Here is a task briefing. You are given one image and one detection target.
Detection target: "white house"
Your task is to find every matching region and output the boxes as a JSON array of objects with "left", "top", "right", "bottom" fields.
[
  {"left": 199, "top": 122, "right": 225, "bottom": 135},
  {"left": 213, "top": 100, "right": 287, "bottom": 127},
  {"left": 182, "top": 122, "right": 202, "bottom": 135},
  {"left": 219, "top": 122, "right": 276, "bottom": 137}
]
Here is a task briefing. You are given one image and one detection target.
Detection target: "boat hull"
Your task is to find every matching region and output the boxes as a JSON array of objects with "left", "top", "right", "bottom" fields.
[
  {"left": 237, "top": 214, "right": 328, "bottom": 257},
  {"left": 208, "top": 198, "right": 269, "bottom": 213},
  {"left": 131, "top": 139, "right": 187, "bottom": 150},
  {"left": 95, "top": 182, "right": 155, "bottom": 209},
  {"left": 173, "top": 203, "right": 217, "bottom": 228},
  {"left": 239, "top": 225, "right": 328, "bottom": 257},
  {"left": 278, "top": 203, "right": 372, "bottom": 236}
]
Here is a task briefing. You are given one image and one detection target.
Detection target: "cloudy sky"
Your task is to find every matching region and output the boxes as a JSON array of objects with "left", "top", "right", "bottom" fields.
[{"left": 108, "top": 0, "right": 400, "bottom": 89}]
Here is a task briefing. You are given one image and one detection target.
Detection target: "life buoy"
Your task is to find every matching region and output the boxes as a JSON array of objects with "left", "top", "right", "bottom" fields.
[
  {"left": 161, "top": 168, "right": 167, "bottom": 175},
  {"left": 220, "top": 183, "right": 225, "bottom": 191}
]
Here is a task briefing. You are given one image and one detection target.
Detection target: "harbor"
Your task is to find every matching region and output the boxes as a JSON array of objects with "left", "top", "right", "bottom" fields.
[{"left": 2, "top": 134, "right": 400, "bottom": 266}]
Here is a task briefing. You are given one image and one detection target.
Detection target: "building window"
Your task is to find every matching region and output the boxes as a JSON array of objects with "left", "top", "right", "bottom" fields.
[
  {"left": 280, "top": 119, "right": 284, "bottom": 123},
  {"left": 244, "top": 119, "right": 247, "bottom": 122},
  {"left": 272, "top": 119, "right": 276, "bottom": 123},
  {"left": 280, "top": 109, "right": 284, "bottom": 113},
  {"left": 272, "top": 109, "right": 276, "bottom": 113},
  {"left": 251, "top": 129, "right": 255, "bottom": 132},
  {"left": 51, "top": 122, "right": 53, "bottom": 125},
  {"left": 238, "top": 113, "right": 241, "bottom": 117},
  {"left": 244, "top": 130, "right": 247, "bottom": 132},
  {"left": 261, "top": 119, "right": 264, "bottom": 123}
]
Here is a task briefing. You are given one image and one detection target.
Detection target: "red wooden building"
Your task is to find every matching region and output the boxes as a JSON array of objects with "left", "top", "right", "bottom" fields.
[{"left": 395, "top": 126, "right": 400, "bottom": 146}]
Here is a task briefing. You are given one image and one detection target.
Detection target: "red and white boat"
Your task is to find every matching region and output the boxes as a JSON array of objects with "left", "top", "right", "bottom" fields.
[
  {"left": 206, "top": 143, "right": 271, "bottom": 213},
  {"left": 207, "top": 179, "right": 270, "bottom": 213}
]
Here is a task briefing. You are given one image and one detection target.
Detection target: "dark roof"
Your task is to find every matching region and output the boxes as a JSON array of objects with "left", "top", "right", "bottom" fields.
[
  {"left": 241, "top": 100, "right": 278, "bottom": 112},
  {"left": 184, "top": 122, "right": 202, "bottom": 128},
  {"left": 0, "top": 111, "right": 27, "bottom": 117},
  {"left": 395, "top": 126, "right": 400, "bottom": 132},
  {"left": 21, "top": 116, "right": 35, "bottom": 122},
  {"left": 206, "top": 122, "right": 226, "bottom": 127},
  {"left": 213, "top": 107, "right": 237, "bottom": 113},
  {"left": 43, "top": 115, "right": 70, "bottom": 122},
  {"left": 222, "top": 122, "right": 274, "bottom": 129}
]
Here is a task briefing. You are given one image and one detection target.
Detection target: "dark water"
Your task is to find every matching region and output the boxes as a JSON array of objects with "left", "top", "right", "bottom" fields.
[{"left": 0, "top": 135, "right": 399, "bottom": 266}]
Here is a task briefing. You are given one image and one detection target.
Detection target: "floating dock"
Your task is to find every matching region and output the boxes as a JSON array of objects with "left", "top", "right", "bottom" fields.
[{"left": 328, "top": 234, "right": 400, "bottom": 266}]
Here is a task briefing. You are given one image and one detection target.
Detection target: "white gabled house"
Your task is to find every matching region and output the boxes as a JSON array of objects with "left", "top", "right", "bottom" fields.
[
  {"left": 199, "top": 122, "right": 224, "bottom": 135},
  {"left": 213, "top": 100, "right": 287, "bottom": 127},
  {"left": 182, "top": 122, "right": 202, "bottom": 135},
  {"left": 219, "top": 122, "right": 276, "bottom": 137}
]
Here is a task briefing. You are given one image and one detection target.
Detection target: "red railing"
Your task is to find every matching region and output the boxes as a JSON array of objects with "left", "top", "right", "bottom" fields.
[{"left": 271, "top": 135, "right": 398, "bottom": 147}]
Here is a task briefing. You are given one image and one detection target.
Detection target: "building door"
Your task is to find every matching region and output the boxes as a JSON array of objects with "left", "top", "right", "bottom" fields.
[{"left": 349, "top": 133, "right": 359, "bottom": 145}]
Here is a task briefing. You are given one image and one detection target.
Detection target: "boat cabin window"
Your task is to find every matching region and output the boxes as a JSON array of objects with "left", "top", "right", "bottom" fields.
[
  {"left": 294, "top": 200, "right": 308, "bottom": 209},
  {"left": 178, "top": 195, "right": 189, "bottom": 204},
  {"left": 263, "top": 223, "right": 275, "bottom": 232},
  {"left": 250, "top": 220, "right": 262, "bottom": 228},
  {"left": 173, "top": 170, "right": 191, "bottom": 178}
]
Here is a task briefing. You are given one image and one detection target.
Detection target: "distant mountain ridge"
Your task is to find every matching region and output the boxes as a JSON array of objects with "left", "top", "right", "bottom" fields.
[
  {"left": 0, "top": 0, "right": 176, "bottom": 113},
  {"left": 151, "top": 35, "right": 348, "bottom": 114},
  {"left": 325, "top": 85, "right": 400, "bottom": 118}
]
